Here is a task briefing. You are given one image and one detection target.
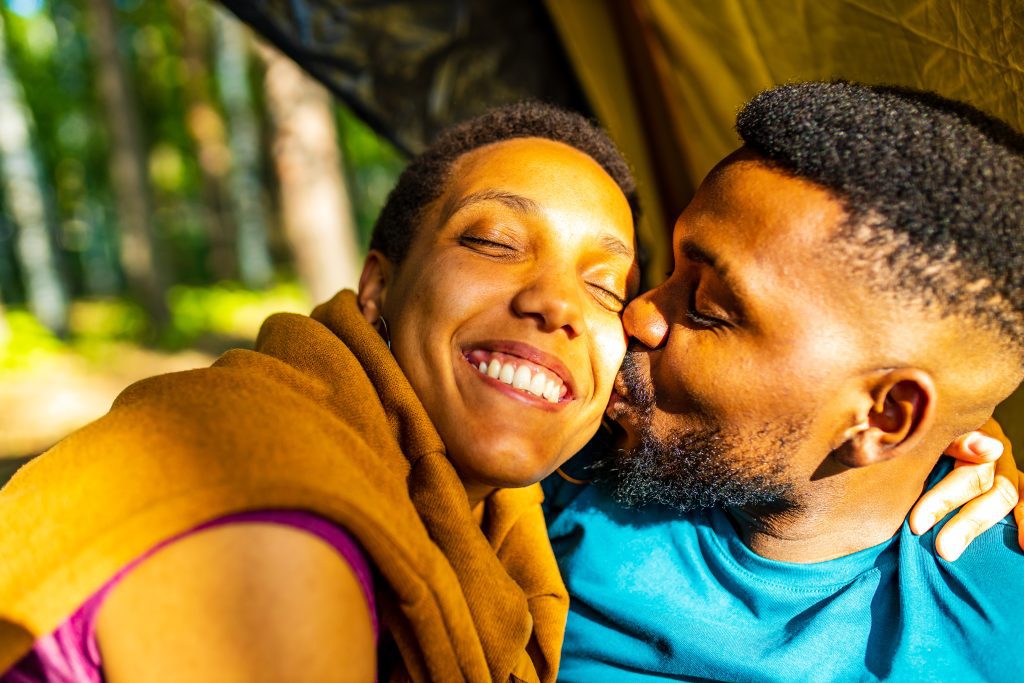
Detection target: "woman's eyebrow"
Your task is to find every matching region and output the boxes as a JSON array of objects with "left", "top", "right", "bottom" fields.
[
  {"left": 441, "top": 189, "right": 540, "bottom": 223},
  {"left": 598, "top": 233, "right": 635, "bottom": 260}
]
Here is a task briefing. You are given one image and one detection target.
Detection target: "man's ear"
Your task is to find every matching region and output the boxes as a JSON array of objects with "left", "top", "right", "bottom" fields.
[
  {"left": 357, "top": 250, "right": 394, "bottom": 325},
  {"left": 836, "top": 369, "right": 936, "bottom": 468}
]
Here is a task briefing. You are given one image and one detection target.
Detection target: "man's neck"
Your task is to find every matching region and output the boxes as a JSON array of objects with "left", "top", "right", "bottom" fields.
[{"left": 729, "top": 459, "right": 935, "bottom": 563}]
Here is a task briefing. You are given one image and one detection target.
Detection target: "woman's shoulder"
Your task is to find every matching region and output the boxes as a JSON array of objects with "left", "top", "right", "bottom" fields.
[{"left": 5, "top": 512, "right": 377, "bottom": 683}]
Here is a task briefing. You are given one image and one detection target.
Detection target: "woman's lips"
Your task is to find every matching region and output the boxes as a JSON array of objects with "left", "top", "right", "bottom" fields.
[{"left": 462, "top": 341, "right": 577, "bottom": 407}]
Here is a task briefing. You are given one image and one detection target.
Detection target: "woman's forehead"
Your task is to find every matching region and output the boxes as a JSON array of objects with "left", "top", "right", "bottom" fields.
[{"left": 442, "top": 137, "right": 633, "bottom": 231}]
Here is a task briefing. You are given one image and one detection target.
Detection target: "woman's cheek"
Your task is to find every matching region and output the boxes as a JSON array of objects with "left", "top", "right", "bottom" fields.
[{"left": 592, "top": 315, "right": 629, "bottom": 390}]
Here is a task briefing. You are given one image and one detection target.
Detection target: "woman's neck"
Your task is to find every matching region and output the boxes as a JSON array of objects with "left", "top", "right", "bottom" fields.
[{"left": 463, "top": 480, "right": 496, "bottom": 510}]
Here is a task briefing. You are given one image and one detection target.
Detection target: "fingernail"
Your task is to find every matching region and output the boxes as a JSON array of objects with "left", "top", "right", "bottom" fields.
[
  {"left": 910, "top": 512, "right": 932, "bottom": 534},
  {"left": 966, "top": 434, "right": 1002, "bottom": 458},
  {"left": 939, "top": 535, "right": 965, "bottom": 561}
]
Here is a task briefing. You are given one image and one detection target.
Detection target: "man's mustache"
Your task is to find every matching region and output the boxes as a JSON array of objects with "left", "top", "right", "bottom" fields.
[{"left": 618, "top": 344, "right": 655, "bottom": 410}]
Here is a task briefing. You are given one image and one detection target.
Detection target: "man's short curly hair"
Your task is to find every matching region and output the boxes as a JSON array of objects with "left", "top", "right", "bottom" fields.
[
  {"left": 736, "top": 81, "right": 1024, "bottom": 356},
  {"left": 369, "top": 101, "right": 638, "bottom": 264}
]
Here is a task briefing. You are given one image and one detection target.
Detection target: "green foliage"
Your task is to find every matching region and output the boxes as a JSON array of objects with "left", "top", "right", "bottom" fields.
[
  {"left": 0, "top": 308, "right": 63, "bottom": 368},
  {"left": 163, "top": 280, "right": 307, "bottom": 347},
  {"left": 3, "top": 0, "right": 119, "bottom": 300},
  {"left": 70, "top": 297, "right": 148, "bottom": 340},
  {"left": 0, "top": 0, "right": 402, "bottom": 363},
  {"left": 336, "top": 105, "right": 405, "bottom": 249},
  {"left": 0, "top": 280, "right": 307, "bottom": 368}
]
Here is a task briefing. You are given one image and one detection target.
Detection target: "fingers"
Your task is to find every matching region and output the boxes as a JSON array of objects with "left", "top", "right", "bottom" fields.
[
  {"left": 967, "top": 417, "right": 1023, "bottom": 554},
  {"left": 932, "top": 456, "right": 1020, "bottom": 561},
  {"left": 943, "top": 430, "right": 1004, "bottom": 464},
  {"left": 909, "top": 460, "right": 995, "bottom": 535}
]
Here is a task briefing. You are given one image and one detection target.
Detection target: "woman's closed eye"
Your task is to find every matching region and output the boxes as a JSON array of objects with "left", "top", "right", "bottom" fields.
[
  {"left": 459, "top": 233, "right": 522, "bottom": 259},
  {"left": 587, "top": 282, "right": 628, "bottom": 313}
]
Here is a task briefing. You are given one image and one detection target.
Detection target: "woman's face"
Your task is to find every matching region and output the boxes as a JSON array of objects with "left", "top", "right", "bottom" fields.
[{"left": 364, "top": 137, "right": 638, "bottom": 496}]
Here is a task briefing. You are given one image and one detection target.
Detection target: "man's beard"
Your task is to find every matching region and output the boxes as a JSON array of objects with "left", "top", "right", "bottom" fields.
[{"left": 590, "top": 350, "right": 804, "bottom": 513}]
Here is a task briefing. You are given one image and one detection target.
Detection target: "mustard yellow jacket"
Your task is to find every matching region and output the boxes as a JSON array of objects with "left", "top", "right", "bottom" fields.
[{"left": 0, "top": 290, "right": 568, "bottom": 683}]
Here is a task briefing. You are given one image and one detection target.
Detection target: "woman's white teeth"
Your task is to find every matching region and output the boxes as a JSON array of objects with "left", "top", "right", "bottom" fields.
[
  {"left": 473, "top": 356, "right": 563, "bottom": 403},
  {"left": 542, "top": 379, "right": 559, "bottom": 402},
  {"left": 499, "top": 363, "right": 515, "bottom": 384},
  {"left": 529, "top": 372, "right": 547, "bottom": 396},
  {"left": 513, "top": 365, "right": 532, "bottom": 391}
]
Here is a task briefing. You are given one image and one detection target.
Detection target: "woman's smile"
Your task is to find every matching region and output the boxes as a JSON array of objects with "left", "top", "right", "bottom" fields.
[
  {"left": 464, "top": 344, "right": 574, "bottom": 407},
  {"left": 367, "top": 136, "right": 638, "bottom": 493}
]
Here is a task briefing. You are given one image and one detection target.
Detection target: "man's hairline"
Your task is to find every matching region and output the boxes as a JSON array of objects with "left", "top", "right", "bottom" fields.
[{"left": 720, "top": 148, "right": 1024, "bottom": 365}]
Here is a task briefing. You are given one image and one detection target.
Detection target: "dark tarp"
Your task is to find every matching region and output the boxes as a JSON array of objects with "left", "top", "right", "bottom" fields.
[{"left": 218, "top": 0, "right": 588, "bottom": 156}]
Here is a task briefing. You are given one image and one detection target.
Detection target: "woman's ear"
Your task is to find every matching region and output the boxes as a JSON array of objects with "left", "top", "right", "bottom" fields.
[
  {"left": 835, "top": 369, "right": 936, "bottom": 468},
  {"left": 357, "top": 250, "right": 394, "bottom": 325}
]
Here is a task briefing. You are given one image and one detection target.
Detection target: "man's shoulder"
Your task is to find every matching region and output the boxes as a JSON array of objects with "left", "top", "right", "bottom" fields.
[
  {"left": 889, "top": 505, "right": 1024, "bottom": 671},
  {"left": 927, "top": 514, "right": 1024, "bottom": 569},
  {"left": 917, "top": 457, "right": 1024, "bottom": 569}
]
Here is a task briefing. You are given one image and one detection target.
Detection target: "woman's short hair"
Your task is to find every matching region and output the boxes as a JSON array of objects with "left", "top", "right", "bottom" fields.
[{"left": 369, "top": 101, "right": 638, "bottom": 264}]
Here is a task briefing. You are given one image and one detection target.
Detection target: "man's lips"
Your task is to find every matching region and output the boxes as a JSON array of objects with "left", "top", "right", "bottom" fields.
[
  {"left": 611, "top": 372, "right": 633, "bottom": 405},
  {"left": 606, "top": 371, "right": 643, "bottom": 422},
  {"left": 463, "top": 341, "right": 576, "bottom": 405},
  {"left": 606, "top": 388, "right": 629, "bottom": 419}
]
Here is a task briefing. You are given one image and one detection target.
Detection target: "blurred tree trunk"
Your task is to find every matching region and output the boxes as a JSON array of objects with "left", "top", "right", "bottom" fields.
[
  {"left": 0, "top": 286, "right": 9, "bottom": 349},
  {"left": 87, "top": 0, "right": 170, "bottom": 326},
  {"left": 79, "top": 201, "right": 119, "bottom": 296},
  {"left": 260, "top": 44, "right": 361, "bottom": 304},
  {"left": 213, "top": 9, "right": 273, "bottom": 289},
  {"left": 171, "top": 0, "right": 235, "bottom": 282},
  {"left": 0, "top": 12, "right": 68, "bottom": 335}
]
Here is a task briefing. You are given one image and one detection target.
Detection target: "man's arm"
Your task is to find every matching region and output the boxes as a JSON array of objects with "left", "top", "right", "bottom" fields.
[{"left": 96, "top": 522, "right": 376, "bottom": 683}]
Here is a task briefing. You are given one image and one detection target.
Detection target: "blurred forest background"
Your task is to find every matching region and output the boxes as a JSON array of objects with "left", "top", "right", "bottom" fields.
[
  {"left": 0, "top": 0, "right": 404, "bottom": 465},
  {"left": 0, "top": 0, "right": 1019, "bottom": 471}
]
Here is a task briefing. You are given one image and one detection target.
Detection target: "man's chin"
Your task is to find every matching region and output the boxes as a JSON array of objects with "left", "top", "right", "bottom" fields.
[{"left": 590, "top": 417, "right": 803, "bottom": 513}]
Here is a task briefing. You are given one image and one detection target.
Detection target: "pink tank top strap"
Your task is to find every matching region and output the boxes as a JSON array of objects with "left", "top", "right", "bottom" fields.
[{"left": 2, "top": 510, "right": 376, "bottom": 683}]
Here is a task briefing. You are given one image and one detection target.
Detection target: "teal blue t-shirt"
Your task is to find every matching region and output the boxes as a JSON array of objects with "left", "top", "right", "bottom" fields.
[{"left": 545, "top": 459, "right": 1024, "bottom": 682}]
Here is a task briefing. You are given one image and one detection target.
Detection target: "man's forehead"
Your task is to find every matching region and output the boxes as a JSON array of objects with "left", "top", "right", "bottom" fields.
[
  {"left": 671, "top": 157, "right": 866, "bottom": 332},
  {"left": 679, "top": 158, "right": 849, "bottom": 268},
  {"left": 710, "top": 158, "right": 844, "bottom": 230}
]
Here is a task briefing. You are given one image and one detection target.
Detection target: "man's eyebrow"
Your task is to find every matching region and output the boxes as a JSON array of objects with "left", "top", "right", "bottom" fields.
[
  {"left": 441, "top": 189, "right": 540, "bottom": 224},
  {"left": 681, "top": 240, "right": 748, "bottom": 301}
]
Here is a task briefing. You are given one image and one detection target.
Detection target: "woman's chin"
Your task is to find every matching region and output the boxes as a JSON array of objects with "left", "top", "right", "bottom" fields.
[{"left": 450, "top": 451, "right": 563, "bottom": 491}]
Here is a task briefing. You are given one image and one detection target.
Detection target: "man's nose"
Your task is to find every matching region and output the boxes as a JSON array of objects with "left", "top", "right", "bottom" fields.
[
  {"left": 623, "top": 290, "right": 669, "bottom": 349},
  {"left": 511, "top": 270, "right": 584, "bottom": 338}
]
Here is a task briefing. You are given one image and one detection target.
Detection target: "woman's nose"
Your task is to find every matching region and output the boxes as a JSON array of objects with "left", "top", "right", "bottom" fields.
[
  {"left": 623, "top": 290, "right": 669, "bottom": 349},
  {"left": 511, "top": 272, "right": 584, "bottom": 338}
]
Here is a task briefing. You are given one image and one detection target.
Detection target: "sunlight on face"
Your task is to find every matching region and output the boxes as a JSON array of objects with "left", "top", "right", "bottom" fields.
[
  {"left": 612, "top": 154, "right": 870, "bottom": 499},
  {"left": 383, "top": 138, "right": 638, "bottom": 493}
]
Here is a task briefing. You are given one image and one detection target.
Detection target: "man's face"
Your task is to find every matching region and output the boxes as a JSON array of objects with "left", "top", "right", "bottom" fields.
[{"left": 601, "top": 152, "right": 874, "bottom": 511}]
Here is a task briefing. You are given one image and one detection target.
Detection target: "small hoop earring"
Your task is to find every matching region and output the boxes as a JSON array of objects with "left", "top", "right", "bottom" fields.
[
  {"left": 377, "top": 316, "right": 392, "bottom": 350},
  {"left": 556, "top": 467, "right": 590, "bottom": 485}
]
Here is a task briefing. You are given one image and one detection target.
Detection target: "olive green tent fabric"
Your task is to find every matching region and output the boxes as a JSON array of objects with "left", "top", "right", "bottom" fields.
[{"left": 547, "top": 0, "right": 1024, "bottom": 451}]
